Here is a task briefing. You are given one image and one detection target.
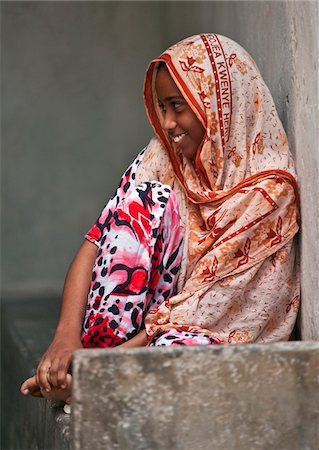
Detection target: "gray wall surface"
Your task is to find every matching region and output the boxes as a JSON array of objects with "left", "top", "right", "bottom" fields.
[{"left": 2, "top": 1, "right": 318, "bottom": 339}]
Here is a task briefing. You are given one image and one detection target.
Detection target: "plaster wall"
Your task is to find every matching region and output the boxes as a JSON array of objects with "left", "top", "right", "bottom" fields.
[
  {"left": 285, "top": 1, "right": 319, "bottom": 341},
  {"left": 2, "top": 1, "right": 318, "bottom": 338}
]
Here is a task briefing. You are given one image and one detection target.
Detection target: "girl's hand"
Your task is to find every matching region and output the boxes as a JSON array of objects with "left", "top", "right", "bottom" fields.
[
  {"left": 21, "top": 373, "right": 73, "bottom": 404},
  {"left": 35, "top": 334, "right": 82, "bottom": 392}
]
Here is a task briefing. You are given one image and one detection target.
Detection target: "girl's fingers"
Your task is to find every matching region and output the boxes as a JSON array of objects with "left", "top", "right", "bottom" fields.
[
  {"left": 50, "top": 355, "right": 72, "bottom": 388},
  {"left": 48, "top": 360, "right": 67, "bottom": 388},
  {"left": 48, "top": 361, "right": 59, "bottom": 387},
  {"left": 37, "top": 363, "right": 52, "bottom": 392},
  {"left": 20, "top": 376, "right": 35, "bottom": 394},
  {"left": 57, "top": 365, "right": 69, "bottom": 389},
  {"left": 20, "top": 376, "right": 43, "bottom": 397}
]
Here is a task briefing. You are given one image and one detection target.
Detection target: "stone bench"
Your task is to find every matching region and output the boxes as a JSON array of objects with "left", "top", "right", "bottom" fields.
[
  {"left": 2, "top": 299, "right": 319, "bottom": 449},
  {"left": 72, "top": 342, "right": 319, "bottom": 450}
]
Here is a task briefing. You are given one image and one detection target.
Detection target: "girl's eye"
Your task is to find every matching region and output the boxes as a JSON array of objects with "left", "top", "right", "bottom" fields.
[
  {"left": 157, "top": 99, "right": 185, "bottom": 114},
  {"left": 172, "top": 100, "right": 184, "bottom": 111},
  {"left": 158, "top": 101, "right": 166, "bottom": 113}
]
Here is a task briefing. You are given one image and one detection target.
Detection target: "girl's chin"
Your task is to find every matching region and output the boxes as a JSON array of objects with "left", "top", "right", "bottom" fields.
[
  {"left": 180, "top": 147, "right": 197, "bottom": 161},
  {"left": 171, "top": 139, "right": 197, "bottom": 161}
]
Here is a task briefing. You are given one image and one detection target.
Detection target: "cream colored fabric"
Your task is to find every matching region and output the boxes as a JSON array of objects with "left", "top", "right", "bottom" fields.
[{"left": 138, "top": 34, "right": 299, "bottom": 343}]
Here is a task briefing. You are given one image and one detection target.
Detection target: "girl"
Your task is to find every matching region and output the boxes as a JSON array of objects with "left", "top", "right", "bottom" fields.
[{"left": 21, "top": 34, "right": 300, "bottom": 404}]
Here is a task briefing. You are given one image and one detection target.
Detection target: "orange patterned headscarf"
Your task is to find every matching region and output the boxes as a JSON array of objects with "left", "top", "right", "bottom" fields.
[{"left": 140, "top": 34, "right": 299, "bottom": 344}]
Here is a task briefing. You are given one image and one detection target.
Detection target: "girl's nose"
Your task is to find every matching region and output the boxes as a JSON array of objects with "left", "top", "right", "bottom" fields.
[{"left": 162, "top": 110, "right": 177, "bottom": 131}]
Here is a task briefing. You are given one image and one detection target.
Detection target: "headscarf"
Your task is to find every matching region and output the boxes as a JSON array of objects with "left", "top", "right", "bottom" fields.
[{"left": 139, "top": 34, "right": 299, "bottom": 343}]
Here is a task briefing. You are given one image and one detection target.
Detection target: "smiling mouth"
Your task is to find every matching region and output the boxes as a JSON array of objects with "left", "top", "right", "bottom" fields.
[{"left": 171, "top": 132, "right": 188, "bottom": 143}]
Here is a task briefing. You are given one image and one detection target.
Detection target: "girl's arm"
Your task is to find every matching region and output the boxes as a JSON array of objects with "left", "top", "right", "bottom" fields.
[
  {"left": 35, "top": 239, "right": 98, "bottom": 392},
  {"left": 35, "top": 148, "right": 150, "bottom": 392}
]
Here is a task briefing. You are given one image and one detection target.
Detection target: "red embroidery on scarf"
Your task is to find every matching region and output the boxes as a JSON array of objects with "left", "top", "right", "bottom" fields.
[
  {"left": 179, "top": 57, "right": 205, "bottom": 75},
  {"left": 209, "top": 187, "right": 279, "bottom": 251},
  {"left": 228, "top": 330, "right": 236, "bottom": 343},
  {"left": 228, "top": 147, "right": 236, "bottom": 159},
  {"left": 202, "top": 256, "right": 219, "bottom": 282},
  {"left": 252, "top": 133, "right": 261, "bottom": 155},
  {"left": 286, "top": 296, "right": 300, "bottom": 313},
  {"left": 269, "top": 216, "right": 283, "bottom": 247},
  {"left": 203, "top": 209, "right": 227, "bottom": 237},
  {"left": 228, "top": 53, "right": 237, "bottom": 67},
  {"left": 235, "top": 238, "right": 251, "bottom": 268},
  {"left": 201, "top": 34, "right": 232, "bottom": 147}
]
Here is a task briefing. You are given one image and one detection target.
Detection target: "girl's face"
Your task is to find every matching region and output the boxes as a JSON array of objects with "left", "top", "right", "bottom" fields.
[{"left": 155, "top": 65, "right": 205, "bottom": 161}]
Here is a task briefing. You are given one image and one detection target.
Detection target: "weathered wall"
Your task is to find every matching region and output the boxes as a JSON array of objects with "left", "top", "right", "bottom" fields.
[
  {"left": 285, "top": 1, "right": 319, "bottom": 341},
  {"left": 2, "top": 1, "right": 318, "bottom": 338}
]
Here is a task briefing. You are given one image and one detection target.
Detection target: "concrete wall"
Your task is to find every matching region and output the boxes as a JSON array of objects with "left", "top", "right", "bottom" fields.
[
  {"left": 285, "top": 1, "right": 319, "bottom": 342},
  {"left": 2, "top": 2, "right": 318, "bottom": 339}
]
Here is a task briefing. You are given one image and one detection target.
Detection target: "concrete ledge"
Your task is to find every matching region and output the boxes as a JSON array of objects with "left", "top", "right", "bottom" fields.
[
  {"left": 1, "top": 299, "right": 71, "bottom": 450},
  {"left": 72, "top": 342, "right": 319, "bottom": 450}
]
